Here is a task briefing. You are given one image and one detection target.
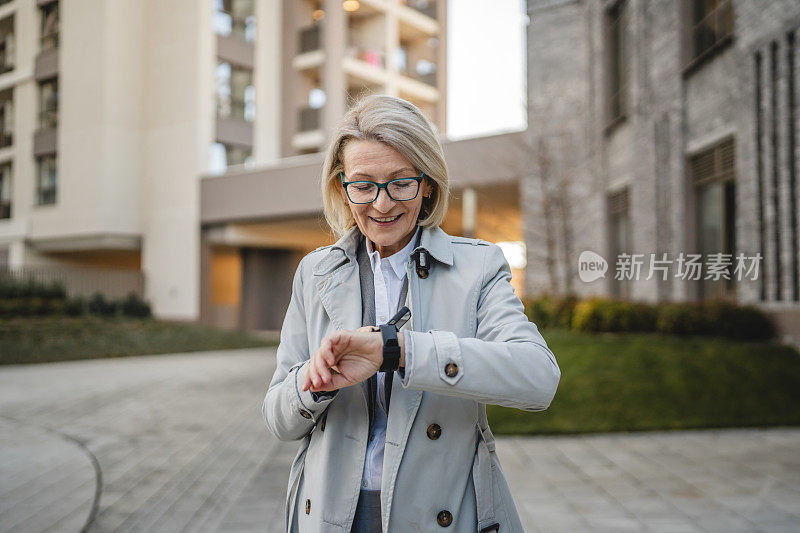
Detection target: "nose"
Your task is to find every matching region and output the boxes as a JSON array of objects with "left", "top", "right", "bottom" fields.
[{"left": 372, "top": 187, "right": 395, "bottom": 212}]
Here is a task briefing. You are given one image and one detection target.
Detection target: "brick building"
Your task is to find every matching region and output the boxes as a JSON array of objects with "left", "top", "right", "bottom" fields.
[{"left": 523, "top": 0, "right": 800, "bottom": 336}]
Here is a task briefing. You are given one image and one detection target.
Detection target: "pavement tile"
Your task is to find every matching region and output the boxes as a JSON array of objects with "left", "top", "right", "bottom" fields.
[{"left": 1, "top": 349, "right": 799, "bottom": 533}]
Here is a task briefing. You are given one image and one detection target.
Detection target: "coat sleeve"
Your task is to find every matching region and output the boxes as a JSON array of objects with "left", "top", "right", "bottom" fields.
[
  {"left": 261, "top": 255, "right": 336, "bottom": 441},
  {"left": 398, "top": 244, "right": 561, "bottom": 411}
]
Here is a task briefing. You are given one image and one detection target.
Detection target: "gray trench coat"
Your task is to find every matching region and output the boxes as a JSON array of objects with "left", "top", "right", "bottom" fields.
[{"left": 262, "top": 224, "right": 561, "bottom": 532}]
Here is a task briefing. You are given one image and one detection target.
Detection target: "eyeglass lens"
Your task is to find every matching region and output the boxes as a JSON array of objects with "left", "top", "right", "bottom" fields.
[{"left": 346, "top": 179, "right": 420, "bottom": 203}]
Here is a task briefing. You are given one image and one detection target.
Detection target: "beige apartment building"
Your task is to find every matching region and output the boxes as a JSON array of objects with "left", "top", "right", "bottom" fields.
[{"left": 0, "top": 0, "right": 527, "bottom": 329}]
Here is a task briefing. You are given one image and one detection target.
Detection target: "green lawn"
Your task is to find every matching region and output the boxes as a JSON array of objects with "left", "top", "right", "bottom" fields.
[
  {"left": 4, "top": 319, "right": 799, "bottom": 436},
  {"left": 488, "top": 328, "right": 800, "bottom": 435},
  {"left": 0, "top": 316, "right": 274, "bottom": 365}
]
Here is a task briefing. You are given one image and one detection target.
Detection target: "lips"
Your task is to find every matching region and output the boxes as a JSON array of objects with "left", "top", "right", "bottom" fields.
[{"left": 370, "top": 214, "right": 402, "bottom": 225}]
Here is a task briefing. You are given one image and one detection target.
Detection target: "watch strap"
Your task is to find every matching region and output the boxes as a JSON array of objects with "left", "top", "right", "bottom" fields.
[{"left": 379, "top": 324, "right": 401, "bottom": 372}]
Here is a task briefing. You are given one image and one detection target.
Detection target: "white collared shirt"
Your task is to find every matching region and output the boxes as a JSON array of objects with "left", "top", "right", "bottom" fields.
[{"left": 359, "top": 225, "right": 420, "bottom": 491}]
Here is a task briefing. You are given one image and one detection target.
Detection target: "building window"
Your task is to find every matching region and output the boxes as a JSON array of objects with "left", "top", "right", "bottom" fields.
[
  {"left": 605, "top": 0, "right": 630, "bottom": 126},
  {"left": 215, "top": 61, "right": 254, "bottom": 122},
  {"left": 691, "top": 137, "right": 735, "bottom": 300},
  {"left": 36, "top": 155, "right": 57, "bottom": 205},
  {"left": 0, "top": 162, "right": 11, "bottom": 219},
  {"left": 604, "top": 0, "right": 628, "bottom": 128},
  {"left": 608, "top": 188, "right": 631, "bottom": 299},
  {"left": 0, "top": 15, "right": 14, "bottom": 74},
  {"left": 39, "top": 78, "right": 58, "bottom": 130},
  {"left": 0, "top": 89, "right": 12, "bottom": 148},
  {"left": 214, "top": 0, "right": 255, "bottom": 43},
  {"left": 683, "top": 0, "right": 733, "bottom": 71},
  {"left": 40, "top": 1, "right": 59, "bottom": 52}
]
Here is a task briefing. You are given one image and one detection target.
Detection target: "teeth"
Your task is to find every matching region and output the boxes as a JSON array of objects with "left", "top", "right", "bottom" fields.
[{"left": 373, "top": 215, "right": 400, "bottom": 222}]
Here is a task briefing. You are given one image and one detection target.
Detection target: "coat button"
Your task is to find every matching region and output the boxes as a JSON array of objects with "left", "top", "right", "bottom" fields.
[
  {"left": 436, "top": 509, "right": 453, "bottom": 527},
  {"left": 299, "top": 409, "right": 312, "bottom": 419},
  {"left": 427, "top": 423, "right": 441, "bottom": 440},
  {"left": 305, "top": 498, "right": 311, "bottom": 514},
  {"left": 444, "top": 362, "right": 458, "bottom": 378},
  {"left": 320, "top": 413, "right": 327, "bottom": 431}
]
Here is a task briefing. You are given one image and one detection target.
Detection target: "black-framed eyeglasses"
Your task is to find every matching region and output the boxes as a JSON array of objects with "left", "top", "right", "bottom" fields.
[{"left": 340, "top": 172, "right": 425, "bottom": 204}]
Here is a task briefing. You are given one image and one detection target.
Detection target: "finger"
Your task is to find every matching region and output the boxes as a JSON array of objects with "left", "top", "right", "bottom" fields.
[
  {"left": 322, "top": 340, "right": 337, "bottom": 368},
  {"left": 313, "top": 349, "right": 333, "bottom": 387},
  {"left": 301, "top": 361, "right": 313, "bottom": 391},
  {"left": 306, "top": 355, "right": 321, "bottom": 391}
]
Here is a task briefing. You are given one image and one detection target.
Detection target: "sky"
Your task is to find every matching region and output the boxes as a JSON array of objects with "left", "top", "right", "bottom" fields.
[{"left": 446, "top": 0, "right": 528, "bottom": 141}]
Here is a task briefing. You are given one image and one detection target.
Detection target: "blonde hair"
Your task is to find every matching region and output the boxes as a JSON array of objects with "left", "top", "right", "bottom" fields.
[{"left": 320, "top": 95, "right": 450, "bottom": 237}]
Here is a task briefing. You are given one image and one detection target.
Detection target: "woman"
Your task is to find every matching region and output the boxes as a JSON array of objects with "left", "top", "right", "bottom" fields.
[{"left": 262, "top": 95, "right": 560, "bottom": 532}]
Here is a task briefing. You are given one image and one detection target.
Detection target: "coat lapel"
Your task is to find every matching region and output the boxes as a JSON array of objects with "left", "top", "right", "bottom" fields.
[{"left": 313, "top": 227, "right": 363, "bottom": 332}]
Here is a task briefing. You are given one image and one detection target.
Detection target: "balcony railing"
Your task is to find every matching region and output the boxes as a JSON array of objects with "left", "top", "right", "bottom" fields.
[
  {"left": 40, "top": 31, "right": 59, "bottom": 52},
  {"left": 37, "top": 186, "right": 56, "bottom": 205},
  {"left": 416, "top": 71, "right": 436, "bottom": 86},
  {"left": 404, "top": 0, "right": 436, "bottom": 19},
  {"left": 39, "top": 108, "right": 58, "bottom": 130},
  {"left": 298, "top": 107, "right": 321, "bottom": 132},
  {"left": 0, "top": 131, "right": 11, "bottom": 148},
  {"left": 346, "top": 45, "right": 385, "bottom": 68},
  {"left": 0, "top": 40, "right": 14, "bottom": 75},
  {"left": 298, "top": 25, "right": 321, "bottom": 54},
  {"left": 399, "top": 59, "right": 437, "bottom": 87}
]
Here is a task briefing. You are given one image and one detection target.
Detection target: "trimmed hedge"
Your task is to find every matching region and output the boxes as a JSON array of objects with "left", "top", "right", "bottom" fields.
[
  {"left": 525, "top": 294, "right": 775, "bottom": 341},
  {"left": 0, "top": 275, "right": 151, "bottom": 319}
]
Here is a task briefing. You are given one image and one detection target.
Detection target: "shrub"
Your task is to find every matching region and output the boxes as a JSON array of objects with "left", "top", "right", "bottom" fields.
[
  {"left": 656, "top": 303, "right": 706, "bottom": 335},
  {"left": 121, "top": 292, "right": 151, "bottom": 318},
  {"left": 571, "top": 298, "right": 608, "bottom": 332},
  {"left": 0, "top": 277, "right": 20, "bottom": 299},
  {"left": 701, "top": 300, "right": 775, "bottom": 341},
  {"left": 525, "top": 295, "right": 552, "bottom": 328},
  {"left": 64, "top": 297, "right": 86, "bottom": 317},
  {"left": 525, "top": 293, "right": 579, "bottom": 330},
  {"left": 550, "top": 294, "right": 579, "bottom": 328},
  {"left": 599, "top": 300, "right": 639, "bottom": 332},
  {"left": 42, "top": 281, "right": 67, "bottom": 300},
  {"left": 88, "top": 292, "right": 118, "bottom": 317}
]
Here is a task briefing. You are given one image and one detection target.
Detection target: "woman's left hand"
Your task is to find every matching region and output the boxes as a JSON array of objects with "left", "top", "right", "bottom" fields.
[{"left": 301, "top": 328, "right": 401, "bottom": 392}]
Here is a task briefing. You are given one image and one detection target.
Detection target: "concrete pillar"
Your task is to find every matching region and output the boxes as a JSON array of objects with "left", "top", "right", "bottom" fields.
[{"left": 462, "top": 187, "right": 476, "bottom": 238}]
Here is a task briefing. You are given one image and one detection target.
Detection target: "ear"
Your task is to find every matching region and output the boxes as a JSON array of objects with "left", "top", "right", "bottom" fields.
[
  {"left": 423, "top": 178, "right": 434, "bottom": 199},
  {"left": 338, "top": 175, "right": 350, "bottom": 203}
]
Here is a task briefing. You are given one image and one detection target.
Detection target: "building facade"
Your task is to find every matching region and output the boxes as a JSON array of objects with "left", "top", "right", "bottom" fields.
[
  {"left": 0, "top": 0, "right": 468, "bottom": 327},
  {"left": 523, "top": 0, "right": 800, "bottom": 334}
]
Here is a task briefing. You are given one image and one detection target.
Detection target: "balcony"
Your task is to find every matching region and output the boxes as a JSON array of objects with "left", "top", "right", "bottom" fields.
[
  {"left": 403, "top": 0, "right": 436, "bottom": 19},
  {"left": 39, "top": 108, "right": 57, "bottom": 130},
  {"left": 0, "top": 25, "right": 13, "bottom": 74},
  {"left": 293, "top": 106, "right": 324, "bottom": 152},
  {"left": 298, "top": 107, "right": 321, "bottom": 132},
  {"left": 41, "top": 30, "right": 58, "bottom": 52},
  {"left": 0, "top": 131, "right": 11, "bottom": 149},
  {"left": 0, "top": 200, "right": 9, "bottom": 219},
  {"left": 298, "top": 25, "right": 321, "bottom": 55}
]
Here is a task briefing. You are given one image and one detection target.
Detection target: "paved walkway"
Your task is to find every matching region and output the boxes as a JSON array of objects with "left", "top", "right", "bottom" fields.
[{"left": 0, "top": 349, "right": 798, "bottom": 533}]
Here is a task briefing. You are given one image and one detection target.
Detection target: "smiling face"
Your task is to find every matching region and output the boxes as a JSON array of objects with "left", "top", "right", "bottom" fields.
[{"left": 340, "top": 139, "right": 432, "bottom": 258}]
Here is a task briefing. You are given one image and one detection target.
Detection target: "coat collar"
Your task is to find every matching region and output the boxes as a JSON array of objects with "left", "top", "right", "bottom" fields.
[{"left": 312, "top": 224, "right": 454, "bottom": 277}]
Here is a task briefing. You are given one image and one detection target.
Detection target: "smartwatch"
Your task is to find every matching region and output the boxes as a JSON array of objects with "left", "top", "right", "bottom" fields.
[{"left": 378, "top": 323, "right": 401, "bottom": 372}]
